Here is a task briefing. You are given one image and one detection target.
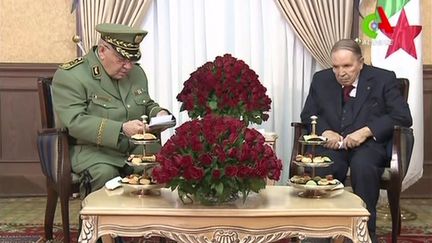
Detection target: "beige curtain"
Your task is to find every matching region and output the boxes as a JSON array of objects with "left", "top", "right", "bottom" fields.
[
  {"left": 77, "top": 0, "right": 152, "bottom": 53},
  {"left": 275, "top": 0, "right": 354, "bottom": 68}
]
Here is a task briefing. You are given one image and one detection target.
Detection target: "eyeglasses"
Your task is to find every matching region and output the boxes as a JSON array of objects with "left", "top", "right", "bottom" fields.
[{"left": 102, "top": 44, "right": 136, "bottom": 66}]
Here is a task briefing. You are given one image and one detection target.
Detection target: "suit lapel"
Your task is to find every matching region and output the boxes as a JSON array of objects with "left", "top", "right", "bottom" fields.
[
  {"left": 352, "top": 67, "right": 373, "bottom": 119},
  {"left": 327, "top": 76, "right": 343, "bottom": 117}
]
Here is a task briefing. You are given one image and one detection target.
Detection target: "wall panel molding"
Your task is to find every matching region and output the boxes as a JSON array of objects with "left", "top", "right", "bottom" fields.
[{"left": 0, "top": 63, "right": 57, "bottom": 196}]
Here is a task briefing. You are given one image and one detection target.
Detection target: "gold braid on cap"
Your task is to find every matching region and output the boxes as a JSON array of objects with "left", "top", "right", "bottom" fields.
[
  {"left": 103, "top": 35, "right": 139, "bottom": 50},
  {"left": 114, "top": 46, "right": 141, "bottom": 59}
]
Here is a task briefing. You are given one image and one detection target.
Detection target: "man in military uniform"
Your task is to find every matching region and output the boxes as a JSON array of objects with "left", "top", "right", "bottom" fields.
[{"left": 52, "top": 23, "right": 172, "bottom": 199}]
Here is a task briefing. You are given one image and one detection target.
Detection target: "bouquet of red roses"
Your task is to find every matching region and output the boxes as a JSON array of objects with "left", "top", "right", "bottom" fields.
[
  {"left": 152, "top": 115, "right": 282, "bottom": 204},
  {"left": 176, "top": 54, "right": 272, "bottom": 125}
]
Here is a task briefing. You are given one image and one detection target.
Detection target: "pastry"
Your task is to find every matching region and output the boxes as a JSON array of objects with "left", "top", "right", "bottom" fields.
[
  {"left": 305, "top": 180, "right": 317, "bottom": 186},
  {"left": 318, "top": 179, "right": 329, "bottom": 185},
  {"left": 313, "top": 156, "right": 324, "bottom": 163},
  {"left": 139, "top": 178, "right": 151, "bottom": 185},
  {"left": 131, "top": 133, "right": 157, "bottom": 140},
  {"left": 301, "top": 157, "right": 312, "bottom": 163},
  {"left": 131, "top": 157, "right": 142, "bottom": 165},
  {"left": 141, "top": 154, "right": 156, "bottom": 162}
]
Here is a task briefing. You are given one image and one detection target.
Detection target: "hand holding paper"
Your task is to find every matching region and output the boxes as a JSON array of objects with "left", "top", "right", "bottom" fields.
[{"left": 148, "top": 114, "right": 176, "bottom": 131}]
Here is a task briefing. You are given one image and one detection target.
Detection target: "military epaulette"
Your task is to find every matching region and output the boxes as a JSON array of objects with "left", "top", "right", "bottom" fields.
[{"left": 59, "top": 57, "right": 83, "bottom": 70}]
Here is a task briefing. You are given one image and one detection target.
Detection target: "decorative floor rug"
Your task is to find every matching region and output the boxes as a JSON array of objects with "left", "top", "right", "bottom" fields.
[
  {"left": 0, "top": 224, "right": 431, "bottom": 243},
  {"left": 0, "top": 224, "right": 180, "bottom": 243}
]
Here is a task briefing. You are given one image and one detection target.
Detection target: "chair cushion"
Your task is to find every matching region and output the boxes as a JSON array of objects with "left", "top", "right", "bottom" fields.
[{"left": 37, "top": 132, "right": 59, "bottom": 183}]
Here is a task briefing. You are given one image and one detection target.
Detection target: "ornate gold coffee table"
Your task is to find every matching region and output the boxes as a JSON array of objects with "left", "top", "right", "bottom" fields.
[{"left": 78, "top": 186, "right": 370, "bottom": 243}]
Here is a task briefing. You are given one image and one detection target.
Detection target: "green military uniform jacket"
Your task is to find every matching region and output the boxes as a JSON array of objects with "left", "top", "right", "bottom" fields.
[{"left": 52, "top": 47, "right": 165, "bottom": 173}]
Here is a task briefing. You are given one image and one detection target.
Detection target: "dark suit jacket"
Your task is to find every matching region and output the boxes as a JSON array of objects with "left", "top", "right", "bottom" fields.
[{"left": 301, "top": 64, "right": 412, "bottom": 152}]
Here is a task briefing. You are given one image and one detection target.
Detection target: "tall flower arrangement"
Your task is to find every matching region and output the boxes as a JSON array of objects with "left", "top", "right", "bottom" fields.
[
  {"left": 153, "top": 54, "right": 282, "bottom": 204},
  {"left": 176, "top": 54, "right": 272, "bottom": 125},
  {"left": 152, "top": 115, "right": 282, "bottom": 204}
]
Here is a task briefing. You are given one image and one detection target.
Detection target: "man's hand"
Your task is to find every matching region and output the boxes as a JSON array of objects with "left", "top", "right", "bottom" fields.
[
  {"left": 122, "top": 120, "right": 144, "bottom": 137},
  {"left": 343, "top": 126, "right": 372, "bottom": 149},
  {"left": 322, "top": 130, "right": 343, "bottom": 150},
  {"left": 156, "top": 110, "right": 169, "bottom": 116}
]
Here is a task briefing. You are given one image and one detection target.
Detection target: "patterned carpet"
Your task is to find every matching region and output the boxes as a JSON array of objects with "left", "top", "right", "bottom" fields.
[{"left": 0, "top": 197, "right": 431, "bottom": 242}]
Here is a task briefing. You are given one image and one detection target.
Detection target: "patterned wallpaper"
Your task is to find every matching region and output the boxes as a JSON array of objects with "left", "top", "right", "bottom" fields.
[
  {"left": 422, "top": 0, "right": 432, "bottom": 65},
  {"left": 0, "top": 0, "right": 431, "bottom": 64},
  {"left": 0, "top": 0, "right": 76, "bottom": 63}
]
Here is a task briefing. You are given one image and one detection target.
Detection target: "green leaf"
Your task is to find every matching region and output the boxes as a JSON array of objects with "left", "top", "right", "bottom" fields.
[
  {"left": 215, "top": 182, "right": 224, "bottom": 196},
  {"left": 208, "top": 100, "right": 218, "bottom": 110},
  {"left": 248, "top": 178, "right": 266, "bottom": 192}
]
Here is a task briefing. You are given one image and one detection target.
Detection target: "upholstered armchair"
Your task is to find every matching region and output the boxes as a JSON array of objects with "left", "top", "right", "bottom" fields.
[{"left": 36, "top": 77, "right": 79, "bottom": 243}]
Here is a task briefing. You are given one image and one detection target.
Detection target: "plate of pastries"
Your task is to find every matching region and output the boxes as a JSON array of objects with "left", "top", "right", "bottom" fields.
[
  {"left": 299, "top": 134, "right": 328, "bottom": 145},
  {"left": 120, "top": 174, "right": 163, "bottom": 191},
  {"left": 130, "top": 133, "right": 159, "bottom": 144},
  {"left": 293, "top": 154, "right": 333, "bottom": 167},
  {"left": 289, "top": 174, "right": 341, "bottom": 190},
  {"left": 131, "top": 133, "right": 157, "bottom": 140},
  {"left": 126, "top": 154, "right": 157, "bottom": 165}
]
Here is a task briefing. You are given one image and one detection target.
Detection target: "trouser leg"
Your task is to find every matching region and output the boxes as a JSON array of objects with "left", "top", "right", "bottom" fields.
[{"left": 350, "top": 146, "right": 386, "bottom": 243}]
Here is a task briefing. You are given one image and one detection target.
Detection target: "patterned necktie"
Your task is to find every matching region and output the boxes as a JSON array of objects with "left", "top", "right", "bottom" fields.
[{"left": 343, "top": 85, "right": 354, "bottom": 103}]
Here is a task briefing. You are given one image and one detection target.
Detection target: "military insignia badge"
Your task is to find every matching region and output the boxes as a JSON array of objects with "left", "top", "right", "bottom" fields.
[
  {"left": 92, "top": 66, "right": 101, "bottom": 77},
  {"left": 134, "top": 88, "right": 145, "bottom": 95},
  {"left": 134, "top": 34, "right": 144, "bottom": 44},
  {"left": 59, "top": 57, "right": 83, "bottom": 70}
]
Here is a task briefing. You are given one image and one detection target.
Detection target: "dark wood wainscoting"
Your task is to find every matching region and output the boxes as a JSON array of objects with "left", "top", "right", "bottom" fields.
[
  {"left": 402, "top": 65, "right": 432, "bottom": 198},
  {"left": 0, "top": 63, "right": 431, "bottom": 197},
  {"left": 0, "top": 63, "right": 57, "bottom": 196}
]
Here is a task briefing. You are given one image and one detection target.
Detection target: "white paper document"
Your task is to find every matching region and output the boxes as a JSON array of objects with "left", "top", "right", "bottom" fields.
[
  {"left": 149, "top": 115, "right": 176, "bottom": 130},
  {"left": 105, "top": 176, "right": 122, "bottom": 190}
]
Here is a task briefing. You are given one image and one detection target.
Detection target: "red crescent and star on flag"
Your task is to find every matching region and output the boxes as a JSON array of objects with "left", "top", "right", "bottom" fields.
[{"left": 378, "top": 8, "right": 422, "bottom": 59}]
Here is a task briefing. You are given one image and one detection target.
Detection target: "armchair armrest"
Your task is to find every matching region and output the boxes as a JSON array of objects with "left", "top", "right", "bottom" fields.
[{"left": 386, "top": 126, "right": 414, "bottom": 185}]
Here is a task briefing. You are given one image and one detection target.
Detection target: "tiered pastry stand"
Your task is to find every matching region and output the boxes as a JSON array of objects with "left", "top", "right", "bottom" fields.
[
  {"left": 289, "top": 116, "right": 340, "bottom": 198},
  {"left": 122, "top": 115, "right": 164, "bottom": 197}
]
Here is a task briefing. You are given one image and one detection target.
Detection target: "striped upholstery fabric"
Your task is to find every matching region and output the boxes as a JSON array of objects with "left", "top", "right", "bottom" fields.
[{"left": 37, "top": 129, "right": 60, "bottom": 183}]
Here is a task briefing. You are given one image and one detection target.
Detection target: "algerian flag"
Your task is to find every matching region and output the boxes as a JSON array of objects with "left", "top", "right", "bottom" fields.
[{"left": 371, "top": 0, "right": 423, "bottom": 190}]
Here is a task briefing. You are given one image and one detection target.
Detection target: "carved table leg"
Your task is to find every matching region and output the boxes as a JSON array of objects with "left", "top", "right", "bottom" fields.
[
  {"left": 79, "top": 215, "right": 98, "bottom": 243},
  {"left": 353, "top": 217, "right": 371, "bottom": 243}
]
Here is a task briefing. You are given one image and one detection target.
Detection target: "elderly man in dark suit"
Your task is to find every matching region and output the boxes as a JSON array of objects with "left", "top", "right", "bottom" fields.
[{"left": 300, "top": 39, "right": 412, "bottom": 242}]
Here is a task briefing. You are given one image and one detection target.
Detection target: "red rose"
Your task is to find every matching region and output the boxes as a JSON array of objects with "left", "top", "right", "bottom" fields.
[
  {"left": 225, "top": 166, "right": 238, "bottom": 177},
  {"left": 199, "top": 154, "right": 213, "bottom": 166},
  {"left": 212, "top": 169, "right": 221, "bottom": 179},
  {"left": 237, "top": 166, "right": 253, "bottom": 177},
  {"left": 184, "top": 166, "right": 204, "bottom": 181}
]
